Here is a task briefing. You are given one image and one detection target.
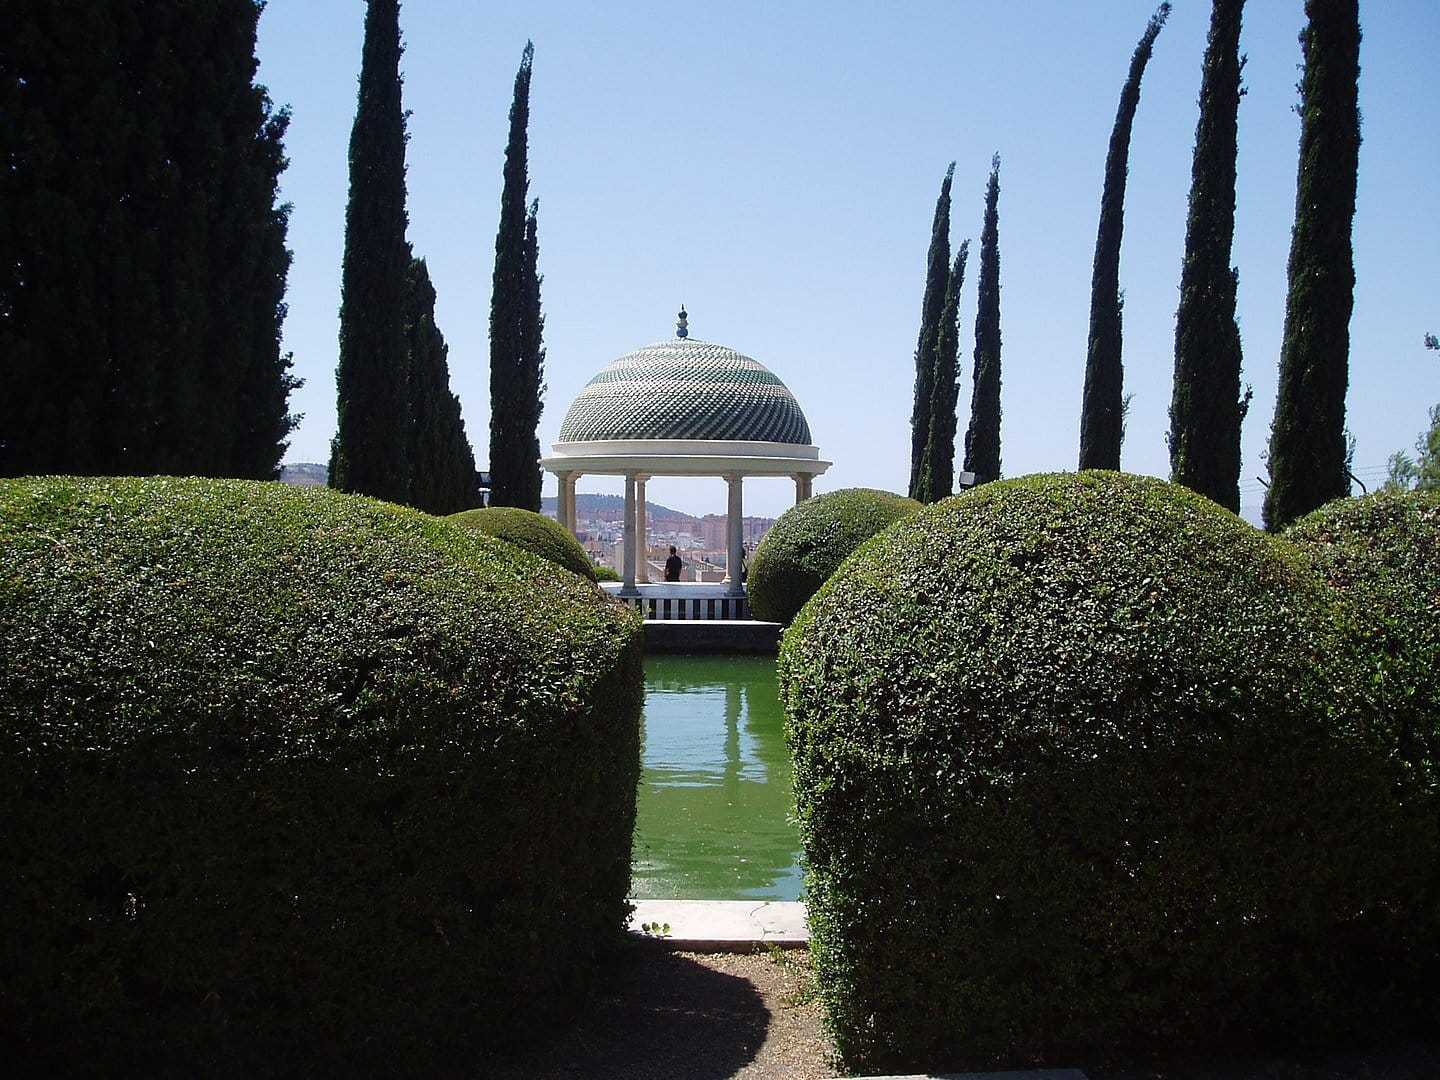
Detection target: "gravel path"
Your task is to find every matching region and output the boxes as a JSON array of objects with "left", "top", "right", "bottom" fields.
[
  {"left": 493, "top": 943, "right": 1440, "bottom": 1079},
  {"left": 493, "top": 944, "right": 835, "bottom": 1080}
]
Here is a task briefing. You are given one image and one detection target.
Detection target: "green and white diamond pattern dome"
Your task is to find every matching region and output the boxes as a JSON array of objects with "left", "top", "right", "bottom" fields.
[{"left": 558, "top": 337, "right": 813, "bottom": 446}]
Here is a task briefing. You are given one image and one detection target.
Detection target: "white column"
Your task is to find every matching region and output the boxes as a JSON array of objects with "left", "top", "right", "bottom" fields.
[
  {"left": 794, "top": 473, "right": 813, "bottom": 504},
  {"left": 556, "top": 471, "right": 575, "bottom": 533},
  {"left": 725, "top": 473, "right": 745, "bottom": 596},
  {"left": 635, "top": 475, "right": 649, "bottom": 584},
  {"left": 621, "top": 473, "right": 639, "bottom": 595},
  {"left": 566, "top": 473, "right": 581, "bottom": 535}
]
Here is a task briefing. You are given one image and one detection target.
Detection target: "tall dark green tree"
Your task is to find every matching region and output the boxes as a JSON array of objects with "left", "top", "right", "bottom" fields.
[
  {"left": 330, "top": 0, "right": 411, "bottom": 504},
  {"left": 1263, "top": 0, "right": 1362, "bottom": 531},
  {"left": 488, "top": 41, "right": 545, "bottom": 511},
  {"left": 1, "top": 0, "right": 297, "bottom": 478},
  {"left": 405, "top": 253, "right": 480, "bottom": 514},
  {"left": 909, "top": 163, "right": 955, "bottom": 502},
  {"left": 1079, "top": 3, "right": 1171, "bottom": 471},
  {"left": 218, "top": 3, "right": 304, "bottom": 478},
  {"left": 1169, "top": 0, "right": 1249, "bottom": 513},
  {"left": 517, "top": 198, "right": 547, "bottom": 508},
  {"left": 916, "top": 242, "right": 969, "bottom": 503},
  {"left": 963, "top": 155, "right": 1003, "bottom": 487}
]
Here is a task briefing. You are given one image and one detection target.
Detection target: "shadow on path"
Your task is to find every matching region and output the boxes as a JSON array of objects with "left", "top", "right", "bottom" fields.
[{"left": 494, "top": 946, "right": 770, "bottom": 1080}]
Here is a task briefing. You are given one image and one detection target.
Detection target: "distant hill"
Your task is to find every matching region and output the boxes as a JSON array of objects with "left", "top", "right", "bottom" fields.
[
  {"left": 541, "top": 493, "right": 695, "bottom": 523},
  {"left": 279, "top": 462, "right": 328, "bottom": 487},
  {"left": 274, "top": 473, "right": 705, "bottom": 522}
]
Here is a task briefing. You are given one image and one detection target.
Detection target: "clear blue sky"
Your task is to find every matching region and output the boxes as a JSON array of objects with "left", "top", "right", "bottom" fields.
[{"left": 256, "top": 1, "right": 1438, "bottom": 523}]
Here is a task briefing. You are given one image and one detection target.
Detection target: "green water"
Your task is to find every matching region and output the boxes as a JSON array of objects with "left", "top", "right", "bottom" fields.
[{"left": 631, "top": 654, "right": 803, "bottom": 901}]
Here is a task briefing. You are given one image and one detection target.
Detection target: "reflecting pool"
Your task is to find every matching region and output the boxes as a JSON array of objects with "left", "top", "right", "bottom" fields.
[{"left": 631, "top": 654, "right": 803, "bottom": 901}]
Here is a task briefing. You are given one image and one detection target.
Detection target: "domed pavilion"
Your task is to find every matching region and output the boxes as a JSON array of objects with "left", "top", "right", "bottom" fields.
[{"left": 542, "top": 310, "right": 830, "bottom": 601}]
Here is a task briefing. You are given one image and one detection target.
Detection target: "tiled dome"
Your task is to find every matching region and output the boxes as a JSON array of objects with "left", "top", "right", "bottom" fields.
[{"left": 558, "top": 337, "right": 813, "bottom": 445}]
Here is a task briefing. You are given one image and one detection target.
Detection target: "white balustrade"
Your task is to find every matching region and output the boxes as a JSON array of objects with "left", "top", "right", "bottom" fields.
[{"left": 600, "top": 582, "right": 751, "bottom": 621}]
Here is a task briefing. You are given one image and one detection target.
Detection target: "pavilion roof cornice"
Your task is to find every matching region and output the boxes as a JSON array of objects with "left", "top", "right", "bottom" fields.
[{"left": 539, "top": 449, "right": 831, "bottom": 479}]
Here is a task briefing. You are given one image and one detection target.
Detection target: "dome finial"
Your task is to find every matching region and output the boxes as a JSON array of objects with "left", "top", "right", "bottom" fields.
[{"left": 676, "top": 305, "right": 689, "bottom": 339}]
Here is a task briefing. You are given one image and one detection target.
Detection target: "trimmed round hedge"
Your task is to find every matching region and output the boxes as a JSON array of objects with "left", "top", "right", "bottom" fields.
[
  {"left": 449, "top": 505, "right": 597, "bottom": 581},
  {"left": 0, "top": 477, "right": 644, "bottom": 1075},
  {"left": 748, "top": 488, "right": 921, "bottom": 624},
  {"left": 1287, "top": 490, "right": 1440, "bottom": 794},
  {"left": 779, "top": 472, "right": 1433, "bottom": 1073}
]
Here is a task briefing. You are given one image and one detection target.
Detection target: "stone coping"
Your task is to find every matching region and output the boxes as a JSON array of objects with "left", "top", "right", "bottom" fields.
[{"left": 627, "top": 899, "right": 807, "bottom": 950}]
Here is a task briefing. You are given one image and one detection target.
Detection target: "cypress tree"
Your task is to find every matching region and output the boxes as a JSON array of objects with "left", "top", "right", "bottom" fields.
[
  {"left": 517, "top": 198, "right": 547, "bottom": 509},
  {"left": 917, "top": 242, "right": 969, "bottom": 503},
  {"left": 0, "top": 1, "right": 296, "bottom": 478},
  {"left": 214, "top": 2, "right": 302, "bottom": 479},
  {"left": 1, "top": 3, "right": 138, "bottom": 475},
  {"left": 909, "top": 163, "right": 955, "bottom": 502},
  {"left": 963, "top": 155, "right": 1003, "bottom": 487},
  {"left": 406, "top": 253, "right": 480, "bottom": 514},
  {"left": 330, "top": 0, "right": 411, "bottom": 504},
  {"left": 1079, "top": 3, "right": 1171, "bottom": 471},
  {"left": 488, "top": 42, "right": 545, "bottom": 511},
  {"left": 137, "top": 8, "right": 211, "bottom": 473},
  {"left": 1169, "top": 0, "right": 1249, "bottom": 513},
  {"left": 151, "top": 0, "right": 300, "bottom": 479},
  {"left": 1262, "top": 0, "right": 1361, "bottom": 531}
]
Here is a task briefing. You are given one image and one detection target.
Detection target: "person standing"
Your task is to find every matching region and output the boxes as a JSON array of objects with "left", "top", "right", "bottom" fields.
[{"left": 664, "top": 546, "right": 683, "bottom": 582}]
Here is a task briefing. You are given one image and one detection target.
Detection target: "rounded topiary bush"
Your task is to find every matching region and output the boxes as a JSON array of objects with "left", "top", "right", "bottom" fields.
[
  {"left": 0, "top": 477, "right": 644, "bottom": 1075},
  {"left": 449, "top": 505, "right": 597, "bottom": 581},
  {"left": 592, "top": 563, "right": 621, "bottom": 582},
  {"left": 748, "top": 488, "right": 921, "bottom": 624},
  {"left": 780, "top": 471, "right": 1432, "bottom": 1073},
  {"left": 1287, "top": 490, "right": 1440, "bottom": 796}
]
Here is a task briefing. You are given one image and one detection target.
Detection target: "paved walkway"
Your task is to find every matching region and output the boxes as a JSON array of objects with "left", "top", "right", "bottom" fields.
[{"left": 627, "top": 899, "right": 808, "bottom": 949}]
